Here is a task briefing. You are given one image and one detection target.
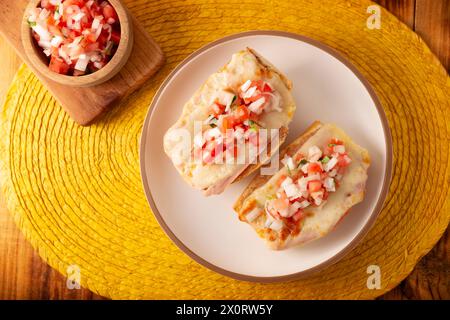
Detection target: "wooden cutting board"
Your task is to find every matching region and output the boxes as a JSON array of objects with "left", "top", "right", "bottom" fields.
[{"left": 0, "top": 0, "right": 164, "bottom": 126}]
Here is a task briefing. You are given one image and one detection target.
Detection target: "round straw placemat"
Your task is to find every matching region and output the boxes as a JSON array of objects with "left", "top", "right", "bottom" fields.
[{"left": 1, "top": 0, "right": 449, "bottom": 299}]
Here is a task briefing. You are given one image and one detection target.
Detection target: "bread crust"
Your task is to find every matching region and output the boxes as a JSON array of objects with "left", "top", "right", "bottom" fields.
[{"left": 233, "top": 121, "right": 371, "bottom": 250}]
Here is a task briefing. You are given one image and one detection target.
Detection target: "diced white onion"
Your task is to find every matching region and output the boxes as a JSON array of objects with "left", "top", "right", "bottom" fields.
[
  {"left": 38, "top": 40, "right": 52, "bottom": 49},
  {"left": 284, "top": 183, "right": 300, "bottom": 200},
  {"left": 248, "top": 97, "right": 265, "bottom": 114},
  {"left": 343, "top": 155, "right": 352, "bottom": 165},
  {"left": 43, "top": 48, "right": 52, "bottom": 56},
  {"left": 33, "top": 24, "right": 51, "bottom": 41},
  {"left": 308, "top": 145, "right": 322, "bottom": 162},
  {"left": 328, "top": 169, "right": 337, "bottom": 177},
  {"left": 193, "top": 133, "right": 204, "bottom": 148},
  {"left": 92, "top": 17, "right": 101, "bottom": 30},
  {"left": 324, "top": 177, "right": 336, "bottom": 192},
  {"left": 269, "top": 220, "right": 284, "bottom": 231},
  {"left": 59, "top": 47, "right": 71, "bottom": 64},
  {"left": 246, "top": 208, "right": 262, "bottom": 222},
  {"left": 240, "top": 80, "right": 252, "bottom": 92},
  {"left": 39, "top": 8, "right": 50, "bottom": 20},
  {"left": 50, "top": 36, "right": 63, "bottom": 47},
  {"left": 281, "top": 177, "right": 293, "bottom": 188},
  {"left": 205, "top": 127, "right": 222, "bottom": 140},
  {"left": 301, "top": 163, "right": 309, "bottom": 174},
  {"left": 243, "top": 86, "right": 258, "bottom": 99},
  {"left": 297, "top": 177, "right": 308, "bottom": 192},
  {"left": 234, "top": 127, "right": 245, "bottom": 141},
  {"left": 299, "top": 200, "right": 310, "bottom": 209},
  {"left": 264, "top": 91, "right": 282, "bottom": 112},
  {"left": 334, "top": 145, "right": 346, "bottom": 154},
  {"left": 74, "top": 54, "right": 89, "bottom": 71},
  {"left": 281, "top": 156, "right": 295, "bottom": 170},
  {"left": 306, "top": 173, "right": 321, "bottom": 182},
  {"left": 72, "top": 12, "right": 85, "bottom": 21},
  {"left": 288, "top": 202, "right": 302, "bottom": 217},
  {"left": 325, "top": 157, "right": 338, "bottom": 172},
  {"left": 93, "top": 62, "right": 103, "bottom": 69}
]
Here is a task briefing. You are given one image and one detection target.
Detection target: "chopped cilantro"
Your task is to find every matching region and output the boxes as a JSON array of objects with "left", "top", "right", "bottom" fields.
[
  {"left": 28, "top": 20, "right": 36, "bottom": 27},
  {"left": 321, "top": 156, "right": 330, "bottom": 164},
  {"left": 209, "top": 117, "right": 217, "bottom": 128},
  {"left": 297, "top": 159, "right": 307, "bottom": 167}
]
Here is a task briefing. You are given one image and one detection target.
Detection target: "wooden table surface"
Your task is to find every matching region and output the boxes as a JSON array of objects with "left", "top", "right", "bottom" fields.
[{"left": 0, "top": 0, "right": 448, "bottom": 300}]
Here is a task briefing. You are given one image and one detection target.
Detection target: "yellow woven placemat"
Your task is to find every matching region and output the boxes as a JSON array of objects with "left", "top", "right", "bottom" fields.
[{"left": 1, "top": 0, "right": 449, "bottom": 299}]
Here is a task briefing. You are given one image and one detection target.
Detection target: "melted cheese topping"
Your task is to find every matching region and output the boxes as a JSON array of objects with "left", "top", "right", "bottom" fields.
[
  {"left": 164, "top": 48, "right": 296, "bottom": 192},
  {"left": 243, "top": 124, "right": 370, "bottom": 249}
]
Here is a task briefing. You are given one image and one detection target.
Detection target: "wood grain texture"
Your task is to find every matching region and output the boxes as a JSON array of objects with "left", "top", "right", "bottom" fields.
[
  {"left": 0, "top": 37, "right": 105, "bottom": 300},
  {"left": 0, "top": 0, "right": 448, "bottom": 299},
  {"left": 415, "top": 0, "right": 450, "bottom": 72},
  {"left": 374, "top": 0, "right": 416, "bottom": 28},
  {"left": 0, "top": 0, "right": 164, "bottom": 125}
]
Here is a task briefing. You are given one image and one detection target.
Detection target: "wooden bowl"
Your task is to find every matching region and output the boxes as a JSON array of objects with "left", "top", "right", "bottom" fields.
[{"left": 21, "top": 0, "right": 134, "bottom": 87}]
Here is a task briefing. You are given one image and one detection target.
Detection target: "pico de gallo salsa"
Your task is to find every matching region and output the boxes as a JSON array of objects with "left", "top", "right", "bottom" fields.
[
  {"left": 245, "top": 138, "right": 352, "bottom": 237},
  {"left": 27, "top": 0, "right": 121, "bottom": 76},
  {"left": 193, "top": 79, "right": 282, "bottom": 165}
]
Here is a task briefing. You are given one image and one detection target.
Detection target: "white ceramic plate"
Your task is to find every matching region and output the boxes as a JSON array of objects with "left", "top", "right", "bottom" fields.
[{"left": 140, "top": 31, "right": 392, "bottom": 282}]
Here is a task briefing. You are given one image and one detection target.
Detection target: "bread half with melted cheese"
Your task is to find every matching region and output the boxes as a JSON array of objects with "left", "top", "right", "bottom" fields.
[
  {"left": 164, "top": 48, "right": 296, "bottom": 195},
  {"left": 234, "top": 122, "right": 371, "bottom": 250}
]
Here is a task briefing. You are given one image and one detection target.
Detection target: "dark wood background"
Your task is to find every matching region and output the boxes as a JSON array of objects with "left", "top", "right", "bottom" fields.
[{"left": 0, "top": 0, "right": 448, "bottom": 299}]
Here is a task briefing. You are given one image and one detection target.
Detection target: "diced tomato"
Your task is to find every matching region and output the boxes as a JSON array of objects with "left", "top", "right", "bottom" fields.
[
  {"left": 33, "top": 32, "right": 40, "bottom": 42},
  {"left": 250, "top": 80, "right": 264, "bottom": 90},
  {"left": 278, "top": 190, "right": 288, "bottom": 201},
  {"left": 221, "top": 116, "right": 235, "bottom": 132},
  {"left": 232, "top": 105, "right": 249, "bottom": 124},
  {"left": 263, "top": 82, "right": 273, "bottom": 92},
  {"left": 330, "top": 138, "right": 343, "bottom": 145},
  {"left": 233, "top": 144, "right": 238, "bottom": 158},
  {"left": 308, "top": 162, "right": 322, "bottom": 174},
  {"left": 337, "top": 155, "right": 351, "bottom": 167},
  {"left": 209, "top": 102, "right": 225, "bottom": 116},
  {"left": 49, "top": 56, "right": 70, "bottom": 75},
  {"left": 64, "top": 0, "right": 85, "bottom": 7},
  {"left": 273, "top": 198, "right": 289, "bottom": 212},
  {"left": 110, "top": 30, "right": 121, "bottom": 44},
  {"left": 96, "top": 31, "right": 109, "bottom": 47},
  {"left": 308, "top": 180, "right": 322, "bottom": 193},
  {"left": 276, "top": 175, "right": 287, "bottom": 187},
  {"left": 48, "top": 24, "right": 63, "bottom": 36},
  {"left": 32, "top": 0, "right": 119, "bottom": 76},
  {"left": 102, "top": 4, "right": 118, "bottom": 22},
  {"left": 89, "top": 2, "right": 101, "bottom": 16},
  {"left": 249, "top": 112, "right": 259, "bottom": 122},
  {"left": 84, "top": 42, "right": 100, "bottom": 52},
  {"left": 40, "top": 0, "right": 55, "bottom": 10},
  {"left": 322, "top": 190, "right": 329, "bottom": 201},
  {"left": 47, "top": 15, "right": 56, "bottom": 27},
  {"left": 244, "top": 93, "right": 263, "bottom": 105},
  {"left": 51, "top": 46, "right": 59, "bottom": 56},
  {"left": 292, "top": 210, "right": 304, "bottom": 222},
  {"left": 86, "top": 32, "right": 98, "bottom": 43}
]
